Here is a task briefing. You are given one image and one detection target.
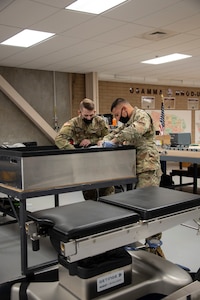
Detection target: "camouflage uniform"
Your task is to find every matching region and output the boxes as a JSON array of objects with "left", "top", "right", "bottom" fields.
[
  {"left": 55, "top": 115, "right": 115, "bottom": 200},
  {"left": 55, "top": 115, "right": 109, "bottom": 150},
  {"left": 103, "top": 107, "right": 164, "bottom": 257},
  {"left": 102, "top": 107, "right": 162, "bottom": 181}
]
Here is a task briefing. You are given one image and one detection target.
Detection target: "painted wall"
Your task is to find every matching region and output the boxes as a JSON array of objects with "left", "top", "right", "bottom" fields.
[{"left": 0, "top": 67, "right": 70, "bottom": 146}]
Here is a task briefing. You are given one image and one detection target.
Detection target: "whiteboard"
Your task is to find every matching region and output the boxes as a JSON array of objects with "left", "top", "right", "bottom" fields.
[{"left": 194, "top": 111, "right": 200, "bottom": 143}]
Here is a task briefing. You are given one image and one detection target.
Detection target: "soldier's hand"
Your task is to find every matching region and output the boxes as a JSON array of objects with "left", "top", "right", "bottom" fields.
[
  {"left": 79, "top": 139, "right": 91, "bottom": 147},
  {"left": 97, "top": 140, "right": 103, "bottom": 147}
]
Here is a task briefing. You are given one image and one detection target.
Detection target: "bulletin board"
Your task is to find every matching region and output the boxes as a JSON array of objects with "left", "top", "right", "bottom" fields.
[{"left": 146, "top": 110, "right": 191, "bottom": 135}]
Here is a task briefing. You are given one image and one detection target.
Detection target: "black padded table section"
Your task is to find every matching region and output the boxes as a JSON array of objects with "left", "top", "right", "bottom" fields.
[
  {"left": 99, "top": 186, "right": 200, "bottom": 220},
  {"left": 29, "top": 200, "right": 140, "bottom": 242}
]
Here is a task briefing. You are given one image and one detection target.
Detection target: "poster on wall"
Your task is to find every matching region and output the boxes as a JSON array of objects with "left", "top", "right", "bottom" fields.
[
  {"left": 146, "top": 110, "right": 191, "bottom": 134},
  {"left": 194, "top": 111, "right": 200, "bottom": 143},
  {"left": 141, "top": 96, "right": 155, "bottom": 109},
  {"left": 187, "top": 98, "right": 199, "bottom": 110},
  {"left": 163, "top": 97, "right": 176, "bottom": 109}
]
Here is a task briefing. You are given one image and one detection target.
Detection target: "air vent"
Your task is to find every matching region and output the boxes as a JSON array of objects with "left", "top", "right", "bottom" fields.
[
  {"left": 138, "top": 29, "right": 178, "bottom": 41},
  {"left": 150, "top": 31, "right": 166, "bottom": 36}
]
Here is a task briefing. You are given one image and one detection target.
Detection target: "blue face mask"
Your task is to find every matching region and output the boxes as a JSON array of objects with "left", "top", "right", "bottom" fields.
[{"left": 119, "top": 109, "right": 129, "bottom": 123}]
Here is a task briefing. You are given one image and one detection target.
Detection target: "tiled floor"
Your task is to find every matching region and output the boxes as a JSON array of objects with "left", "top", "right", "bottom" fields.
[{"left": 161, "top": 162, "right": 200, "bottom": 273}]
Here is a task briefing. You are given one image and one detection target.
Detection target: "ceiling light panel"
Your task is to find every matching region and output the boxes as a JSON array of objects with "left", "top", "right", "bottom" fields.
[
  {"left": 1, "top": 29, "right": 55, "bottom": 47},
  {"left": 65, "top": 0, "right": 127, "bottom": 14},
  {"left": 141, "top": 53, "right": 192, "bottom": 65}
]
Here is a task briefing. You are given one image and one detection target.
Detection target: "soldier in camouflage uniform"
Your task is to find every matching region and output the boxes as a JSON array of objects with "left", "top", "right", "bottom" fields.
[
  {"left": 55, "top": 98, "right": 115, "bottom": 200},
  {"left": 98, "top": 98, "right": 164, "bottom": 257}
]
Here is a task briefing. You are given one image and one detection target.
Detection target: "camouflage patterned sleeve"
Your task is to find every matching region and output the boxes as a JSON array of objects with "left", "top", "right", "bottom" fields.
[
  {"left": 108, "top": 110, "right": 152, "bottom": 144},
  {"left": 102, "top": 125, "right": 123, "bottom": 142},
  {"left": 55, "top": 120, "right": 75, "bottom": 149},
  {"left": 98, "top": 117, "right": 110, "bottom": 138}
]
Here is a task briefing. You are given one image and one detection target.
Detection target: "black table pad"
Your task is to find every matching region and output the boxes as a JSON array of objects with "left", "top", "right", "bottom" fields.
[
  {"left": 99, "top": 187, "right": 200, "bottom": 220},
  {"left": 29, "top": 200, "right": 140, "bottom": 242}
]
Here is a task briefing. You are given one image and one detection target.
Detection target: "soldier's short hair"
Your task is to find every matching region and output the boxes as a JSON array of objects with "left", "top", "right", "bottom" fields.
[
  {"left": 80, "top": 98, "right": 95, "bottom": 111},
  {"left": 111, "top": 98, "right": 129, "bottom": 111}
]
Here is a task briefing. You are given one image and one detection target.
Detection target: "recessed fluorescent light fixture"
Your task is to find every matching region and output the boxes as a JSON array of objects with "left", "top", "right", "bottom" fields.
[
  {"left": 1, "top": 29, "right": 55, "bottom": 47},
  {"left": 141, "top": 53, "right": 192, "bottom": 65},
  {"left": 65, "top": 0, "right": 127, "bottom": 14}
]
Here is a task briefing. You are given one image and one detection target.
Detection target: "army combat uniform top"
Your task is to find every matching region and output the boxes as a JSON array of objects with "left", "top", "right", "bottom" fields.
[
  {"left": 102, "top": 107, "right": 161, "bottom": 176},
  {"left": 55, "top": 115, "right": 109, "bottom": 149}
]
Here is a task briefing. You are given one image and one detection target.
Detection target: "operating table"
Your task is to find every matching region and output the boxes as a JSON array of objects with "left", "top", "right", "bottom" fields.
[{"left": 11, "top": 186, "right": 200, "bottom": 300}]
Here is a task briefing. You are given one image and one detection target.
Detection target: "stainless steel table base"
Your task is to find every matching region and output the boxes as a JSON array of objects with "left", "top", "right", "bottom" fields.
[{"left": 11, "top": 250, "right": 192, "bottom": 300}]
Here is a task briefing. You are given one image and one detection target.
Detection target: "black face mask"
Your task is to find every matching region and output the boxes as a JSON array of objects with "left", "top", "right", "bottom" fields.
[
  {"left": 83, "top": 118, "right": 93, "bottom": 124},
  {"left": 119, "top": 109, "right": 129, "bottom": 124}
]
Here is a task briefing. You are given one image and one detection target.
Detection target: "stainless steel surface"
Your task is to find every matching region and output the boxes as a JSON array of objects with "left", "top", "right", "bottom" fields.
[
  {"left": 10, "top": 250, "right": 193, "bottom": 300},
  {"left": 160, "top": 148, "right": 200, "bottom": 194},
  {"left": 0, "top": 148, "right": 136, "bottom": 191},
  {"left": 160, "top": 149, "right": 200, "bottom": 163},
  {"left": 163, "top": 281, "right": 200, "bottom": 300}
]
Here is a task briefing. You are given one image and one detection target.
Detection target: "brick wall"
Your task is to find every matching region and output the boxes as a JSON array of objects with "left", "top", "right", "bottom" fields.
[
  {"left": 99, "top": 81, "right": 198, "bottom": 142},
  {"left": 99, "top": 81, "right": 198, "bottom": 112}
]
